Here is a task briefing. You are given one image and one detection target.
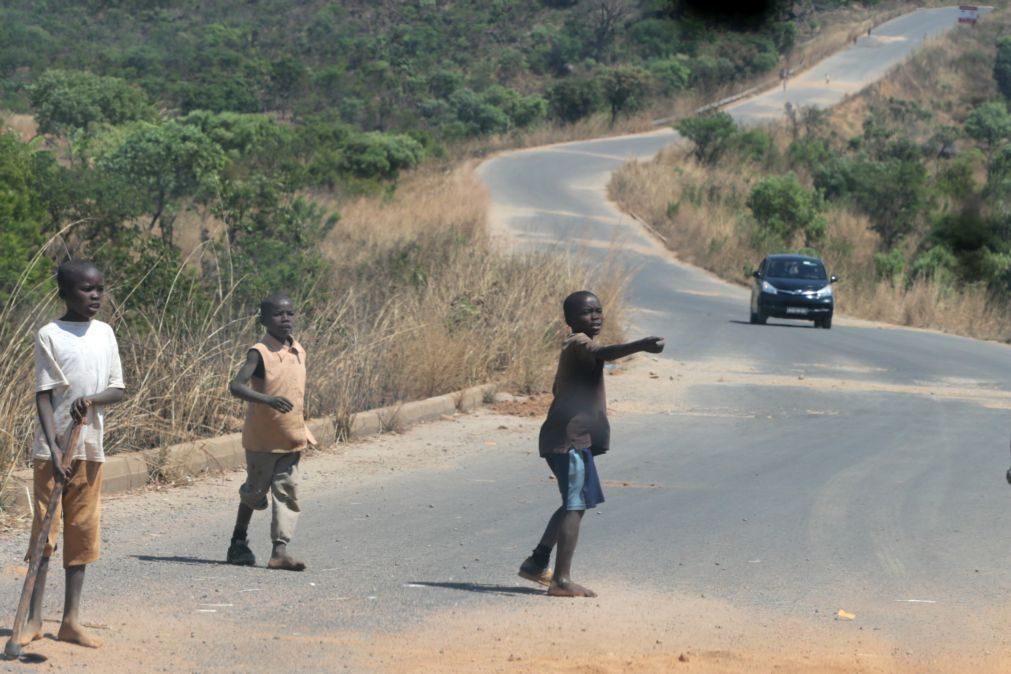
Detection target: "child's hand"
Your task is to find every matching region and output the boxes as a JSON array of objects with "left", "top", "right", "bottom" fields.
[
  {"left": 70, "top": 397, "right": 92, "bottom": 422},
  {"left": 269, "top": 396, "right": 294, "bottom": 413},
  {"left": 50, "top": 451, "right": 70, "bottom": 483},
  {"left": 641, "top": 337, "right": 665, "bottom": 354}
]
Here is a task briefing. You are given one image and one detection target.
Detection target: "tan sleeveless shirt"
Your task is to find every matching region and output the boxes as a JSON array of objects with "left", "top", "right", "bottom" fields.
[{"left": 241, "top": 334, "right": 316, "bottom": 453}]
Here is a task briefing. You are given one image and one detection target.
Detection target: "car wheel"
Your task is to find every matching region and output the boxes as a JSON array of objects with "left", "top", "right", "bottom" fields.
[
  {"left": 818, "top": 316, "right": 832, "bottom": 329},
  {"left": 751, "top": 309, "right": 766, "bottom": 325}
]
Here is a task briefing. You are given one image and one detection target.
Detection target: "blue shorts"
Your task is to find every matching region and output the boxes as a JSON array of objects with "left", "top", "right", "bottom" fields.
[{"left": 545, "top": 448, "right": 605, "bottom": 511}]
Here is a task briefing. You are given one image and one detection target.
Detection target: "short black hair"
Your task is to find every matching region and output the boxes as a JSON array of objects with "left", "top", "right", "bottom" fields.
[
  {"left": 56, "top": 260, "right": 100, "bottom": 296},
  {"left": 562, "top": 290, "right": 598, "bottom": 325},
  {"left": 259, "top": 292, "right": 293, "bottom": 318}
]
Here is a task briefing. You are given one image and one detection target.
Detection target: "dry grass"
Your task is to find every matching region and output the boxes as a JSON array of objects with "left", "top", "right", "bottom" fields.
[
  {"left": 0, "top": 113, "right": 38, "bottom": 142},
  {"left": 0, "top": 163, "right": 627, "bottom": 497},
  {"left": 830, "top": 6, "right": 1005, "bottom": 135}
]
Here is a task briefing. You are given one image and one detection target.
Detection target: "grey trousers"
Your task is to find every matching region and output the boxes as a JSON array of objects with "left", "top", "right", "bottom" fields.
[{"left": 239, "top": 450, "right": 301, "bottom": 544}]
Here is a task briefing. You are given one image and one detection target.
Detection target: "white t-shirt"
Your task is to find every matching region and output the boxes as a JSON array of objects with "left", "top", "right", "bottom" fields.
[{"left": 32, "top": 319, "right": 125, "bottom": 463}]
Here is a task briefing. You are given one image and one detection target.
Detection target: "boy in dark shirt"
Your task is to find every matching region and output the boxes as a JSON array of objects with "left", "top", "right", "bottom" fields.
[{"left": 518, "top": 291, "right": 664, "bottom": 597}]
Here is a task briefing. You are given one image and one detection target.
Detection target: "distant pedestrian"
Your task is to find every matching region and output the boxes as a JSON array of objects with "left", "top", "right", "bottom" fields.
[
  {"left": 21, "top": 259, "right": 125, "bottom": 650},
  {"left": 517, "top": 291, "right": 664, "bottom": 597},
  {"left": 226, "top": 293, "right": 315, "bottom": 571}
]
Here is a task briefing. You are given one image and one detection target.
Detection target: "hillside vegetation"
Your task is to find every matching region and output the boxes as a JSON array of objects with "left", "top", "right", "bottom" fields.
[
  {"left": 2, "top": 0, "right": 864, "bottom": 138},
  {"left": 0, "top": 0, "right": 905, "bottom": 490},
  {"left": 611, "top": 9, "right": 1011, "bottom": 340}
]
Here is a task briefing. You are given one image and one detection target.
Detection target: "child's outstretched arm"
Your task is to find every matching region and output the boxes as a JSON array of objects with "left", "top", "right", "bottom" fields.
[
  {"left": 229, "top": 349, "right": 293, "bottom": 413},
  {"left": 594, "top": 336, "right": 665, "bottom": 361}
]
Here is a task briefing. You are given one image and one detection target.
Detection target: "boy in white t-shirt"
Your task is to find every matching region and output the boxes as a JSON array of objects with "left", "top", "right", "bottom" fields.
[{"left": 20, "top": 260, "right": 125, "bottom": 650}]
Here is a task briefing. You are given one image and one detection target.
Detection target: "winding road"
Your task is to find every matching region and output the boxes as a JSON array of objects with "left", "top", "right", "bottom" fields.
[
  {"left": 477, "top": 3, "right": 1011, "bottom": 668},
  {"left": 2, "top": 7, "right": 1009, "bottom": 673}
]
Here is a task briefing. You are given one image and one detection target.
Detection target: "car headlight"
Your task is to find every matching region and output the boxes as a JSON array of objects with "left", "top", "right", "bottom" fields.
[
  {"left": 761, "top": 280, "right": 778, "bottom": 294},
  {"left": 815, "top": 284, "right": 833, "bottom": 299}
]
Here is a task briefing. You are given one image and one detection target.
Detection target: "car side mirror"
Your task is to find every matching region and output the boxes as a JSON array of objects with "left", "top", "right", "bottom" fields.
[
  {"left": 830, "top": 275, "right": 839, "bottom": 283},
  {"left": 752, "top": 270, "right": 762, "bottom": 279}
]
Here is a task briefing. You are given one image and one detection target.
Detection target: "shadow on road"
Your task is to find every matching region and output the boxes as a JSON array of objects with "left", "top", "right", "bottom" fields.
[
  {"left": 405, "top": 581, "right": 544, "bottom": 597},
  {"left": 132, "top": 554, "right": 227, "bottom": 566},
  {"left": 727, "top": 320, "right": 818, "bottom": 329}
]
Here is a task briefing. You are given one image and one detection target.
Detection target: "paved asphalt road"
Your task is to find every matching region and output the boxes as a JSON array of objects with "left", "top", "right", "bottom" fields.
[
  {"left": 3, "top": 6, "right": 1010, "bottom": 672},
  {"left": 477, "top": 0, "right": 1011, "bottom": 656}
]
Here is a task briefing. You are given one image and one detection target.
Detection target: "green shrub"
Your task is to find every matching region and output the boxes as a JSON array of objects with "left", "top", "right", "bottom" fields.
[
  {"left": 647, "top": 56, "right": 691, "bottom": 95},
  {"left": 339, "top": 132, "right": 425, "bottom": 181},
  {"left": 547, "top": 77, "right": 602, "bottom": 123},
  {"left": 30, "top": 69, "right": 154, "bottom": 136},
  {"left": 675, "top": 111, "right": 737, "bottom": 164},
  {"left": 746, "top": 172, "right": 825, "bottom": 245},
  {"left": 994, "top": 36, "right": 1011, "bottom": 100}
]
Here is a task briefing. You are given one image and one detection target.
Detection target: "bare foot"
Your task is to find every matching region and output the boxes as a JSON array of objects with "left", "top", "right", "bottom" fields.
[
  {"left": 17, "top": 619, "right": 44, "bottom": 646},
  {"left": 57, "top": 621, "right": 102, "bottom": 648},
  {"left": 547, "top": 579, "right": 596, "bottom": 597},
  {"left": 267, "top": 554, "right": 306, "bottom": 571}
]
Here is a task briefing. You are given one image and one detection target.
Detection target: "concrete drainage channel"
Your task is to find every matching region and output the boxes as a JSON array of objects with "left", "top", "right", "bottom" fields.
[{"left": 1, "top": 383, "right": 497, "bottom": 515}]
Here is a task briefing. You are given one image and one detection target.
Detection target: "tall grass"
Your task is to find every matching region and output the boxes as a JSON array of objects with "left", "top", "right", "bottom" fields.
[{"left": 0, "top": 164, "right": 627, "bottom": 496}]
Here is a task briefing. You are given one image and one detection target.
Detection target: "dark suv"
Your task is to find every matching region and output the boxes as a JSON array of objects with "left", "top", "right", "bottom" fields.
[{"left": 750, "top": 254, "right": 837, "bottom": 329}]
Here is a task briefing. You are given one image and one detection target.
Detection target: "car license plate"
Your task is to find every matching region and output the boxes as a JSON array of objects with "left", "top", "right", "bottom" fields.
[{"left": 786, "top": 307, "right": 808, "bottom": 315}]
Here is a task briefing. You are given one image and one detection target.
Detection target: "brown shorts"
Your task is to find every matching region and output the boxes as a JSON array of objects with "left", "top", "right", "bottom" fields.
[{"left": 27, "top": 459, "right": 103, "bottom": 568}]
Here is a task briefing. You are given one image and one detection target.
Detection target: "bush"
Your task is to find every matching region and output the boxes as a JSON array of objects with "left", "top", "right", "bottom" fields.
[
  {"left": 675, "top": 111, "right": 737, "bottom": 164},
  {"left": 482, "top": 86, "right": 547, "bottom": 129},
  {"left": 448, "top": 88, "right": 511, "bottom": 136},
  {"left": 873, "top": 247, "right": 905, "bottom": 283},
  {"left": 746, "top": 173, "right": 825, "bottom": 245},
  {"left": 647, "top": 56, "right": 691, "bottom": 95},
  {"left": 731, "top": 129, "right": 774, "bottom": 163},
  {"left": 30, "top": 69, "right": 154, "bottom": 136},
  {"left": 339, "top": 132, "right": 425, "bottom": 181},
  {"left": 547, "top": 77, "right": 602, "bottom": 123},
  {"left": 965, "top": 101, "right": 1011, "bottom": 155},
  {"left": 994, "top": 36, "right": 1011, "bottom": 100},
  {"left": 910, "top": 245, "right": 958, "bottom": 285}
]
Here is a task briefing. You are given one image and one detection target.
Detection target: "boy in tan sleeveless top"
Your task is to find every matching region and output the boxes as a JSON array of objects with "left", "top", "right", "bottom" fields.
[{"left": 226, "top": 293, "right": 316, "bottom": 571}]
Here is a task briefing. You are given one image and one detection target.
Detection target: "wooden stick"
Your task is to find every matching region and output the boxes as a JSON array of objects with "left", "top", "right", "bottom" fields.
[{"left": 4, "top": 419, "right": 84, "bottom": 658}]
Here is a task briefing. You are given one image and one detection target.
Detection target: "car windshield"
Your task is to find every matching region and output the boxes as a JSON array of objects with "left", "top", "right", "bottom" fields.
[{"left": 766, "top": 258, "right": 827, "bottom": 280}]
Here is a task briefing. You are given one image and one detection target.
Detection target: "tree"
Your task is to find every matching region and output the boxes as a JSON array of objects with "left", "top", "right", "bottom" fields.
[
  {"left": 965, "top": 101, "right": 1011, "bottom": 158},
  {"left": 994, "top": 36, "right": 1011, "bottom": 100},
  {"left": 746, "top": 173, "right": 825, "bottom": 245},
  {"left": 547, "top": 77, "right": 602, "bottom": 123},
  {"left": 848, "top": 158, "right": 928, "bottom": 248},
  {"left": 675, "top": 111, "right": 737, "bottom": 163},
  {"left": 600, "top": 66, "right": 652, "bottom": 126},
  {"left": 213, "top": 177, "right": 338, "bottom": 308},
  {"left": 29, "top": 69, "right": 153, "bottom": 137},
  {"left": 0, "top": 133, "right": 48, "bottom": 302},
  {"left": 577, "top": 0, "right": 634, "bottom": 62},
  {"left": 96, "top": 121, "right": 227, "bottom": 244}
]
